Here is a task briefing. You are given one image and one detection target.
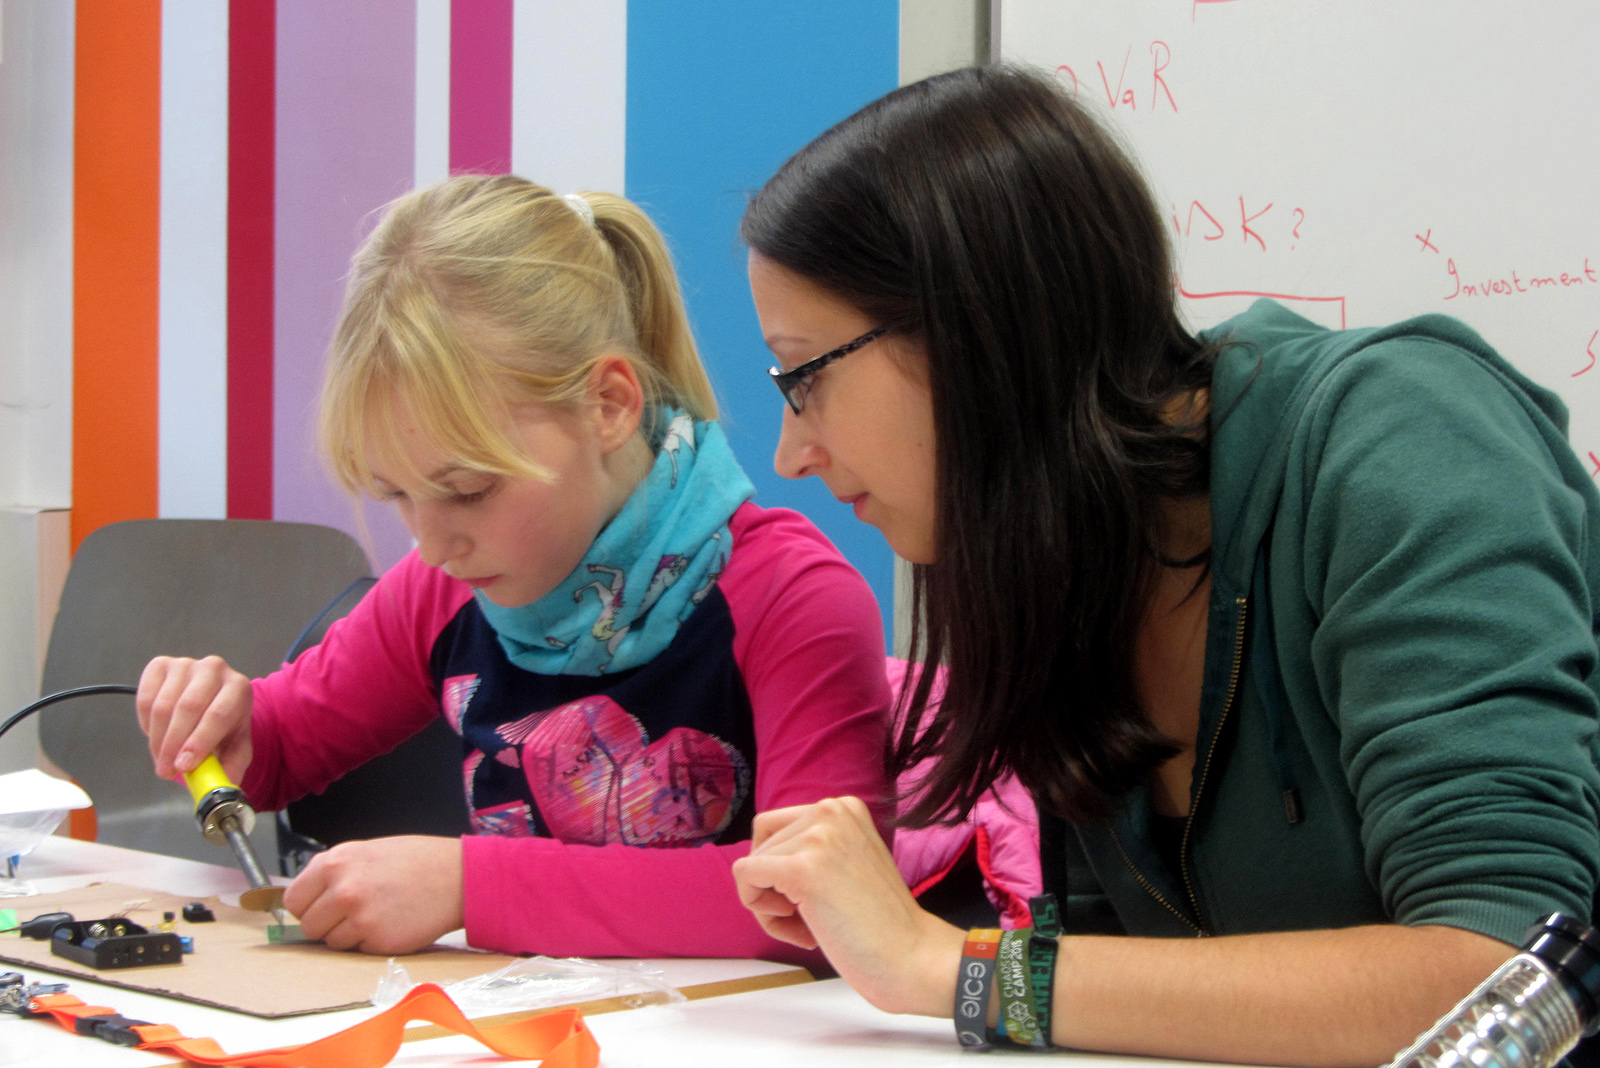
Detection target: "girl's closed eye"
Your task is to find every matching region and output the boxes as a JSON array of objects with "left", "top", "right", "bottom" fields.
[{"left": 444, "top": 477, "right": 499, "bottom": 504}]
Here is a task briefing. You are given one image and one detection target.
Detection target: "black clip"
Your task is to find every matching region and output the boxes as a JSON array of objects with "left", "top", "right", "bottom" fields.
[
  {"left": 18, "top": 911, "right": 73, "bottom": 940},
  {"left": 74, "top": 1012, "right": 153, "bottom": 1047}
]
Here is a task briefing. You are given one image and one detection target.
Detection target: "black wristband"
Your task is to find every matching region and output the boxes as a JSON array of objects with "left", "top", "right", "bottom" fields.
[{"left": 954, "top": 928, "right": 1002, "bottom": 1050}]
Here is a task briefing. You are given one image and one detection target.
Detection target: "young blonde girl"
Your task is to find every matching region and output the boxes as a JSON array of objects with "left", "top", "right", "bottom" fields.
[{"left": 137, "top": 174, "right": 891, "bottom": 959}]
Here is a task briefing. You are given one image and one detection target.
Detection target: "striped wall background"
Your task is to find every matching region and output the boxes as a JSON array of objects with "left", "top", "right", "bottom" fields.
[{"left": 69, "top": 0, "right": 900, "bottom": 640}]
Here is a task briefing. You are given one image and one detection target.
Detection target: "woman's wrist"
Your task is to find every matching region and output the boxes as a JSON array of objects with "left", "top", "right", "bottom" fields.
[{"left": 910, "top": 912, "right": 969, "bottom": 1017}]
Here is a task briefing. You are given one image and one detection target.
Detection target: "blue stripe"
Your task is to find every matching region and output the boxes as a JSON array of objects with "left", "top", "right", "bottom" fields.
[{"left": 626, "top": 0, "right": 900, "bottom": 646}]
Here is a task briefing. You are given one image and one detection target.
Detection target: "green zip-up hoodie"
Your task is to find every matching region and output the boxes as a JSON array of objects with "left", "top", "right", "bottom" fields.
[{"left": 1055, "top": 300, "right": 1600, "bottom": 947}]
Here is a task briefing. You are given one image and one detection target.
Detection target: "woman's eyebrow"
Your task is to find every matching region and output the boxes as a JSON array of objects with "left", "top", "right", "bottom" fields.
[{"left": 763, "top": 332, "right": 814, "bottom": 348}]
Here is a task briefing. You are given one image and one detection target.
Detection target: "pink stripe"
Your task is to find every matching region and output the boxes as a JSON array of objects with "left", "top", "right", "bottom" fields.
[
  {"left": 450, "top": 0, "right": 513, "bottom": 174},
  {"left": 272, "top": 0, "right": 416, "bottom": 570}
]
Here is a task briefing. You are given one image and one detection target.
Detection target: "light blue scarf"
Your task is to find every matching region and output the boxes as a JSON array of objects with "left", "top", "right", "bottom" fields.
[{"left": 476, "top": 410, "right": 755, "bottom": 675}]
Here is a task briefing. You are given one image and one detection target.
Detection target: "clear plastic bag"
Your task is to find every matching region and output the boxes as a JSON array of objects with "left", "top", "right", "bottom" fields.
[
  {"left": 372, "top": 954, "right": 686, "bottom": 1015},
  {"left": 0, "top": 808, "right": 73, "bottom": 896}
]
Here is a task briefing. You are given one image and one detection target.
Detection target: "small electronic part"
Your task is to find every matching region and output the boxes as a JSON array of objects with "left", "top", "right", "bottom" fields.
[
  {"left": 181, "top": 901, "right": 215, "bottom": 923},
  {"left": 178, "top": 935, "right": 194, "bottom": 954},
  {"left": 50, "top": 918, "right": 182, "bottom": 970},
  {"left": 156, "top": 911, "right": 176, "bottom": 933},
  {"left": 266, "top": 924, "right": 316, "bottom": 945},
  {"left": 0, "top": 970, "right": 68, "bottom": 1015},
  {"left": 19, "top": 912, "right": 73, "bottom": 940}
]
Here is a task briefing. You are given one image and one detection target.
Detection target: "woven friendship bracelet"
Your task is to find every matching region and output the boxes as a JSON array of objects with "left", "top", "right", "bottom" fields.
[
  {"left": 954, "top": 928, "right": 1002, "bottom": 1050},
  {"left": 1026, "top": 894, "right": 1062, "bottom": 1049},
  {"left": 996, "top": 927, "right": 1041, "bottom": 1047}
]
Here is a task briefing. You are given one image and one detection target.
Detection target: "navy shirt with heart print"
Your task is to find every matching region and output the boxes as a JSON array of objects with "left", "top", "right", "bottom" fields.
[{"left": 432, "top": 582, "right": 757, "bottom": 847}]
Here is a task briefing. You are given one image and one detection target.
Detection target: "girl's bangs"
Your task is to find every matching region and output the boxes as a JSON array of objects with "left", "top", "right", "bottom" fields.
[{"left": 324, "top": 313, "right": 552, "bottom": 498}]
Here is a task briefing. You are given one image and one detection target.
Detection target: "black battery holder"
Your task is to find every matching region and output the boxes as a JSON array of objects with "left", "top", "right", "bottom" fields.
[{"left": 50, "top": 918, "right": 183, "bottom": 970}]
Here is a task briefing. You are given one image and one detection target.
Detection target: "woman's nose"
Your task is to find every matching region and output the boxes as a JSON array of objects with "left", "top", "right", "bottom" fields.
[{"left": 773, "top": 408, "right": 826, "bottom": 481}]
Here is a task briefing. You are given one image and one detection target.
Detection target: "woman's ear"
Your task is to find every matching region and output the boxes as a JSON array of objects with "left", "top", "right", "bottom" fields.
[{"left": 587, "top": 352, "right": 646, "bottom": 453}]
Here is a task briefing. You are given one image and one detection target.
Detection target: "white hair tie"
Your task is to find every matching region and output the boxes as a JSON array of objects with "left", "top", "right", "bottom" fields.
[{"left": 562, "top": 193, "right": 595, "bottom": 228}]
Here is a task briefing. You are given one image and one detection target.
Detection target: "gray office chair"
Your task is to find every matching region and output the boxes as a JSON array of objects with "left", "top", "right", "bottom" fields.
[{"left": 39, "top": 518, "right": 372, "bottom": 865}]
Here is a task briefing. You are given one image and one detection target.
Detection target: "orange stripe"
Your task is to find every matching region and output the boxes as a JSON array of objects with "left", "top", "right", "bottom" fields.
[{"left": 73, "top": 0, "right": 163, "bottom": 552}]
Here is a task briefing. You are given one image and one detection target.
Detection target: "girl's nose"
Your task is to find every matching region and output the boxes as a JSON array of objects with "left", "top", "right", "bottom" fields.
[
  {"left": 410, "top": 505, "right": 467, "bottom": 568},
  {"left": 773, "top": 408, "right": 826, "bottom": 481}
]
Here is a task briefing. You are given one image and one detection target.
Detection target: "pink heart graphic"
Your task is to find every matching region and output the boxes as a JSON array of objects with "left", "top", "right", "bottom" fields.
[{"left": 522, "top": 695, "right": 749, "bottom": 847}]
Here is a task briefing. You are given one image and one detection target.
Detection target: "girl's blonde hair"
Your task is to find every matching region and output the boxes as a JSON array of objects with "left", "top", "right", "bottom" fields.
[{"left": 319, "top": 173, "right": 716, "bottom": 495}]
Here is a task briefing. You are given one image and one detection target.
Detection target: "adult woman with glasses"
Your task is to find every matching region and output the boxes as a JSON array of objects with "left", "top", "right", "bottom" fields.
[{"left": 731, "top": 65, "right": 1600, "bottom": 1065}]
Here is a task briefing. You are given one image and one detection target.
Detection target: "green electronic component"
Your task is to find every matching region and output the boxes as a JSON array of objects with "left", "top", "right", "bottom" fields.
[{"left": 265, "top": 924, "right": 316, "bottom": 945}]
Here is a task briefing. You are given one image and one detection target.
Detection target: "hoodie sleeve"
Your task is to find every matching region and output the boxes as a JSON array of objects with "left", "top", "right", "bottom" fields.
[{"left": 1302, "top": 339, "right": 1600, "bottom": 946}]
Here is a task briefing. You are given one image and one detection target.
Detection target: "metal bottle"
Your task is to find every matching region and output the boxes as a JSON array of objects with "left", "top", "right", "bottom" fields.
[{"left": 1386, "top": 914, "right": 1600, "bottom": 1068}]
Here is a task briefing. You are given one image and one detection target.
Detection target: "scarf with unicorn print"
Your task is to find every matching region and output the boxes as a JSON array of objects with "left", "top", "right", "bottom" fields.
[{"left": 475, "top": 409, "right": 755, "bottom": 675}]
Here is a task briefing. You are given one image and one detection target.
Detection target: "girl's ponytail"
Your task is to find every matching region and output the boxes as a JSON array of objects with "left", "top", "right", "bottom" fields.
[{"left": 586, "top": 193, "right": 717, "bottom": 421}]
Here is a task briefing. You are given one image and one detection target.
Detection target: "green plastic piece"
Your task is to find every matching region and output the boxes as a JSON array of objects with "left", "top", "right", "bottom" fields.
[
  {"left": 266, "top": 924, "right": 316, "bottom": 944},
  {"left": 0, "top": 908, "right": 16, "bottom": 933}
]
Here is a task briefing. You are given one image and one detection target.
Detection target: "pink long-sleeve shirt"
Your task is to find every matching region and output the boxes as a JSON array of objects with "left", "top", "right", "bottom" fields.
[{"left": 244, "top": 502, "right": 891, "bottom": 963}]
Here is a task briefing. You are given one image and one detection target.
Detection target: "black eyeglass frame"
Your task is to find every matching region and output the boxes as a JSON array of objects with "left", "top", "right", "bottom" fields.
[{"left": 768, "top": 327, "right": 889, "bottom": 415}]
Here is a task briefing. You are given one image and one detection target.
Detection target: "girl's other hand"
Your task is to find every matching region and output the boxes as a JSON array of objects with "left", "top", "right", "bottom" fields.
[
  {"left": 136, "top": 655, "right": 254, "bottom": 783},
  {"left": 284, "top": 836, "right": 465, "bottom": 954},
  {"left": 732, "top": 796, "right": 966, "bottom": 1017}
]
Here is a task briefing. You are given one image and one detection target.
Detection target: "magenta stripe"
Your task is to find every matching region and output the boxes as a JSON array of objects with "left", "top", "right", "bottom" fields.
[{"left": 450, "top": 0, "right": 514, "bottom": 174}]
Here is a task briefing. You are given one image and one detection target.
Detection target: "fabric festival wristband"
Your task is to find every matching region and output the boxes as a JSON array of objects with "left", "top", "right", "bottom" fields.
[
  {"left": 996, "top": 927, "right": 1040, "bottom": 1048},
  {"left": 1026, "top": 893, "right": 1062, "bottom": 1049},
  {"left": 955, "top": 927, "right": 1002, "bottom": 1050}
]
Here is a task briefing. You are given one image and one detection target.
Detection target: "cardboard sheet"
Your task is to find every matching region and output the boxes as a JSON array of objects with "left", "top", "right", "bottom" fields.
[{"left": 0, "top": 882, "right": 521, "bottom": 1017}]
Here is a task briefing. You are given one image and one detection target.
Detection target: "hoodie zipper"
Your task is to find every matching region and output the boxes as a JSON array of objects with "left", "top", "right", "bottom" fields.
[
  {"left": 1109, "top": 826, "right": 1202, "bottom": 935},
  {"left": 1115, "top": 595, "right": 1249, "bottom": 937}
]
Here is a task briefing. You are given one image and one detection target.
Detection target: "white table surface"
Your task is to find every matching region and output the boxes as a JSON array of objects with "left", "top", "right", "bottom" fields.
[
  {"left": 383, "top": 977, "right": 1258, "bottom": 1068},
  {"left": 0, "top": 835, "right": 808, "bottom": 1067}
]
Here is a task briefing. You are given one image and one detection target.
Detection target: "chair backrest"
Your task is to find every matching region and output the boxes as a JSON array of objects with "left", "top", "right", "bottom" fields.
[{"left": 39, "top": 518, "right": 372, "bottom": 864}]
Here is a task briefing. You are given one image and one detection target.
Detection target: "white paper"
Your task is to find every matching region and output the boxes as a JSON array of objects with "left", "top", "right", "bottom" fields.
[
  {"left": 0, "top": 769, "right": 91, "bottom": 816},
  {"left": 0, "top": 769, "right": 92, "bottom": 866}
]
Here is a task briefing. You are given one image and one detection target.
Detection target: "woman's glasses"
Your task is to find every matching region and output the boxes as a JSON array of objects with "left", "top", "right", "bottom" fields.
[{"left": 768, "top": 327, "right": 888, "bottom": 415}]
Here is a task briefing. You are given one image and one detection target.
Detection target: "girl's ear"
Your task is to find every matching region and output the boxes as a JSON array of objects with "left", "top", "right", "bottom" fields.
[{"left": 587, "top": 352, "right": 646, "bottom": 453}]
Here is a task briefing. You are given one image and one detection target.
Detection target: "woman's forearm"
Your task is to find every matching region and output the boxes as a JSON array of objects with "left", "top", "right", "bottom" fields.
[{"left": 1037, "top": 924, "right": 1509, "bottom": 1066}]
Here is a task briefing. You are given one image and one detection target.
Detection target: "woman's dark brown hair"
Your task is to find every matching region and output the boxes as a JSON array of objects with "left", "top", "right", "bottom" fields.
[{"left": 741, "top": 65, "right": 1217, "bottom": 825}]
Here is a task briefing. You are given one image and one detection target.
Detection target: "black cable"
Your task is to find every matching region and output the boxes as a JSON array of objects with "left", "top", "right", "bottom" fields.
[
  {"left": 0, "top": 685, "right": 138, "bottom": 744},
  {"left": 284, "top": 576, "right": 375, "bottom": 664}
]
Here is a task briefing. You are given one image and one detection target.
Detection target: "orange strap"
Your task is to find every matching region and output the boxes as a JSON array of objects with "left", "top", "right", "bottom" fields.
[{"left": 31, "top": 983, "right": 599, "bottom": 1068}]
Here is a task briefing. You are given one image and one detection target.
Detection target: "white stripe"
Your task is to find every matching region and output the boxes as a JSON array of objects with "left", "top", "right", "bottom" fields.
[
  {"left": 511, "top": 0, "right": 627, "bottom": 195},
  {"left": 415, "top": 0, "right": 451, "bottom": 188},
  {"left": 158, "top": 0, "right": 229, "bottom": 519},
  {"left": 0, "top": 0, "right": 73, "bottom": 511}
]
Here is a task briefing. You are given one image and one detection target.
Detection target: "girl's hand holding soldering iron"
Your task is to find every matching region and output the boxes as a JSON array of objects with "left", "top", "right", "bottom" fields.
[
  {"left": 135, "top": 653, "right": 467, "bottom": 954},
  {"left": 137, "top": 655, "right": 255, "bottom": 785}
]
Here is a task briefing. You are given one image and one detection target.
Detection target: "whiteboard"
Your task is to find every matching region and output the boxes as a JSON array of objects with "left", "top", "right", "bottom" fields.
[{"left": 998, "top": 1, "right": 1600, "bottom": 470}]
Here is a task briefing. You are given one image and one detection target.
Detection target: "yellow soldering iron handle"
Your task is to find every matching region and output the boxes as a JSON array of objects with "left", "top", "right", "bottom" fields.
[{"left": 182, "top": 753, "right": 236, "bottom": 807}]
